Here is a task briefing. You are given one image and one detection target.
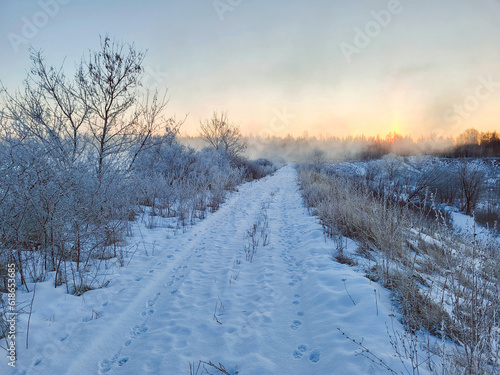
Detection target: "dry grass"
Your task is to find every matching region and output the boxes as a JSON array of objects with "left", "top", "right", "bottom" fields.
[{"left": 297, "top": 164, "right": 500, "bottom": 375}]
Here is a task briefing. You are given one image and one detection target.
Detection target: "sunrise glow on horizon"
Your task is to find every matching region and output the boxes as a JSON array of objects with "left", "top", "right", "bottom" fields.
[{"left": 2, "top": 0, "right": 500, "bottom": 139}]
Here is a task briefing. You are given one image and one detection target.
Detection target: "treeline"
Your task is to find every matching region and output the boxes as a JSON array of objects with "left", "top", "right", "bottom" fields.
[
  {"left": 444, "top": 129, "right": 500, "bottom": 158},
  {"left": 0, "top": 36, "right": 274, "bottom": 311},
  {"left": 229, "top": 129, "right": 500, "bottom": 162}
]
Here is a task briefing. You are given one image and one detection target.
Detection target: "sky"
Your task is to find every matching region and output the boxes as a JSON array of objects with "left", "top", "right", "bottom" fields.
[{"left": 1, "top": 0, "right": 500, "bottom": 138}]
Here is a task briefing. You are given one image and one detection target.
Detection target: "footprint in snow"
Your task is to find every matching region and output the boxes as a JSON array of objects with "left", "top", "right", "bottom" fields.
[
  {"left": 33, "top": 358, "right": 42, "bottom": 366},
  {"left": 297, "top": 311, "right": 304, "bottom": 317},
  {"left": 292, "top": 300, "right": 299, "bottom": 305},
  {"left": 290, "top": 320, "right": 302, "bottom": 330},
  {"left": 99, "top": 359, "right": 113, "bottom": 374},
  {"left": 309, "top": 350, "right": 320, "bottom": 363},
  {"left": 292, "top": 344, "right": 308, "bottom": 359},
  {"left": 146, "top": 292, "right": 161, "bottom": 308},
  {"left": 140, "top": 309, "right": 154, "bottom": 317},
  {"left": 129, "top": 324, "right": 148, "bottom": 338},
  {"left": 118, "top": 357, "right": 129, "bottom": 366},
  {"left": 135, "top": 276, "right": 143, "bottom": 282}
]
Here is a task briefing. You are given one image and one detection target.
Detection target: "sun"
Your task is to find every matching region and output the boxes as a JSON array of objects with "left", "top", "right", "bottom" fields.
[
  {"left": 384, "top": 114, "right": 402, "bottom": 143},
  {"left": 390, "top": 114, "right": 401, "bottom": 135}
]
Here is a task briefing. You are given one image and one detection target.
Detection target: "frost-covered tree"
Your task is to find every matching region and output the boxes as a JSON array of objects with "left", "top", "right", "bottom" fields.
[
  {"left": 199, "top": 111, "right": 246, "bottom": 157},
  {"left": 0, "top": 36, "right": 180, "bottom": 291}
]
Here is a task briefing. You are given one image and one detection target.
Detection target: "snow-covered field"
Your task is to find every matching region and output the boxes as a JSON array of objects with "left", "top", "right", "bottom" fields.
[{"left": 6, "top": 166, "right": 430, "bottom": 374}]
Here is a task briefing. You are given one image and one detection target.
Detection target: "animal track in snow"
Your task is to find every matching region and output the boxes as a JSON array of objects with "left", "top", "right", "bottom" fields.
[
  {"left": 290, "top": 320, "right": 302, "bottom": 330},
  {"left": 292, "top": 345, "right": 307, "bottom": 359},
  {"left": 309, "top": 349, "right": 320, "bottom": 363},
  {"left": 140, "top": 309, "right": 154, "bottom": 317},
  {"left": 129, "top": 324, "right": 148, "bottom": 338},
  {"left": 292, "top": 349, "right": 303, "bottom": 359},
  {"left": 99, "top": 354, "right": 119, "bottom": 374},
  {"left": 118, "top": 357, "right": 129, "bottom": 366}
]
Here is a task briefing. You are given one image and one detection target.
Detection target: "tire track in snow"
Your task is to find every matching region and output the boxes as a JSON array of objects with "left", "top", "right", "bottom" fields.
[{"left": 64, "top": 173, "right": 278, "bottom": 375}]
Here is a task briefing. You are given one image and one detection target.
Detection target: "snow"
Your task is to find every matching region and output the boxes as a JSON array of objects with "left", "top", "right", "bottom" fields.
[
  {"left": 5, "top": 166, "right": 429, "bottom": 375},
  {"left": 449, "top": 209, "right": 498, "bottom": 244}
]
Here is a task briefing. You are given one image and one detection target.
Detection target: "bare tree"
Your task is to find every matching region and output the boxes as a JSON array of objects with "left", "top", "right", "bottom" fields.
[
  {"left": 199, "top": 111, "right": 246, "bottom": 157},
  {"left": 309, "top": 149, "right": 326, "bottom": 165},
  {"left": 457, "top": 161, "right": 485, "bottom": 216},
  {"left": 128, "top": 92, "right": 186, "bottom": 172},
  {"left": 76, "top": 36, "right": 145, "bottom": 177},
  {"left": 381, "top": 153, "right": 403, "bottom": 180}
]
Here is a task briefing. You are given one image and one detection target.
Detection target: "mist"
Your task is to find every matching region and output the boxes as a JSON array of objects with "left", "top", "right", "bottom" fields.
[{"left": 182, "top": 129, "right": 500, "bottom": 164}]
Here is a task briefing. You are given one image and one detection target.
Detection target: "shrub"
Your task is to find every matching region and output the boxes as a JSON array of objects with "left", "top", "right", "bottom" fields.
[{"left": 297, "top": 163, "right": 500, "bottom": 375}]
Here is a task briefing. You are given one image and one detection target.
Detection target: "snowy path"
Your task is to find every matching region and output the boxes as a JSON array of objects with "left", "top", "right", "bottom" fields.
[{"left": 9, "top": 166, "right": 417, "bottom": 375}]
